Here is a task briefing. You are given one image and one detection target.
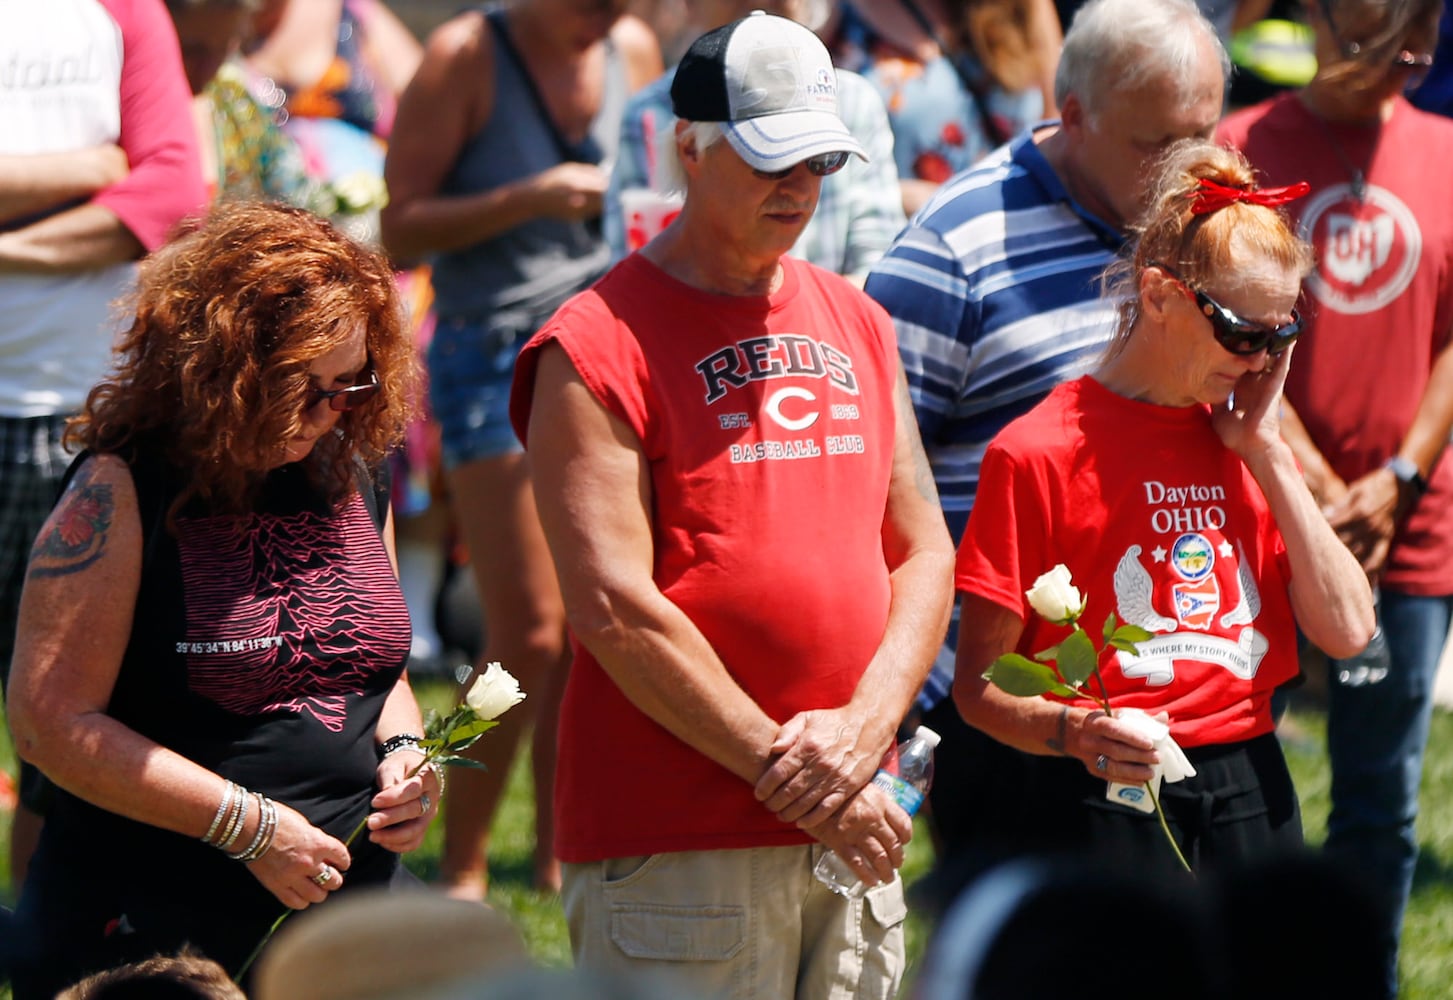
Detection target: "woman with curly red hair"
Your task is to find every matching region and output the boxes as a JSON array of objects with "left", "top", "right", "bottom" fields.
[{"left": 6, "top": 202, "right": 436, "bottom": 998}]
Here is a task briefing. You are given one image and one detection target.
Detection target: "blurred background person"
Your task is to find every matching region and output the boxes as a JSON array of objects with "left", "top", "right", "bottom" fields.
[
  {"left": 166, "top": 0, "right": 322, "bottom": 207},
  {"left": 1219, "top": 1, "right": 1452, "bottom": 995},
  {"left": 7, "top": 203, "right": 438, "bottom": 997},
  {"left": 381, "top": 0, "right": 661, "bottom": 899},
  {"left": 604, "top": 0, "right": 905, "bottom": 283},
  {"left": 823, "top": 0, "right": 1060, "bottom": 214},
  {"left": 0, "top": 0, "right": 206, "bottom": 899}
]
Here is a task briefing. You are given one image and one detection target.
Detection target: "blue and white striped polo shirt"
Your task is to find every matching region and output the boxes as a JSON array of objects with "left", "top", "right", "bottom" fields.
[{"left": 864, "top": 126, "right": 1124, "bottom": 710}]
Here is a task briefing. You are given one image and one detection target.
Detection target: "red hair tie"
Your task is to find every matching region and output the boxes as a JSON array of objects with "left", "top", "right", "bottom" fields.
[{"left": 1190, "top": 178, "right": 1311, "bottom": 216}]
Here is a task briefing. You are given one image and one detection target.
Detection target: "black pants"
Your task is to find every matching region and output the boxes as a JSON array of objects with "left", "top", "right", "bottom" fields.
[{"left": 918, "top": 699, "right": 1301, "bottom": 906}]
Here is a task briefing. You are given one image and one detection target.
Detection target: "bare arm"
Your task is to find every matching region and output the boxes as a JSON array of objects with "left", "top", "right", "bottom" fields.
[
  {"left": 754, "top": 365, "right": 955, "bottom": 827},
  {"left": 1213, "top": 347, "right": 1374, "bottom": 656},
  {"left": 0, "top": 147, "right": 129, "bottom": 224},
  {"left": 380, "top": 13, "right": 608, "bottom": 263},
  {"left": 952, "top": 594, "right": 1159, "bottom": 784},
  {"left": 528, "top": 344, "right": 780, "bottom": 780},
  {"left": 1320, "top": 335, "right": 1453, "bottom": 577},
  {"left": 7, "top": 456, "right": 348, "bottom": 909},
  {"left": 355, "top": 0, "right": 424, "bottom": 99},
  {"left": 0, "top": 202, "right": 144, "bottom": 272}
]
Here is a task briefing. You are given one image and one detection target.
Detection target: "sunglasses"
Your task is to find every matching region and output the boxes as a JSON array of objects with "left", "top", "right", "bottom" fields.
[
  {"left": 1152, "top": 263, "right": 1304, "bottom": 356},
  {"left": 752, "top": 150, "right": 851, "bottom": 182},
  {"left": 306, "top": 369, "right": 380, "bottom": 411}
]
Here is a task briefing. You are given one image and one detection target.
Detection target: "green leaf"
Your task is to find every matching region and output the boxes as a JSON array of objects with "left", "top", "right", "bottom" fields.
[
  {"left": 1103, "top": 612, "right": 1117, "bottom": 643},
  {"left": 435, "top": 754, "right": 490, "bottom": 772},
  {"left": 1113, "top": 623, "right": 1156, "bottom": 644},
  {"left": 444, "top": 718, "right": 499, "bottom": 747},
  {"left": 1057, "top": 628, "right": 1097, "bottom": 687},
  {"left": 985, "top": 654, "right": 1063, "bottom": 697},
  {"left": 1107, "top": 637, "right": 1142, "bottom": 655},
  {"left": 1033, "top": 642, "right": 1061, "bottom": 663},
  {"left": 1049, "top": 682, "right": 1083, "bottom": 699}
]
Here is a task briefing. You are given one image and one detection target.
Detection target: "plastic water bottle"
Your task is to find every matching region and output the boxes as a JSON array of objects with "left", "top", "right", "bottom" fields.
[
  {"left": 1336, "top": 587, "right": 1390, "bottom": 688},
  {"left": 813, "top": 725, "right": 940, "bottom": 898}
]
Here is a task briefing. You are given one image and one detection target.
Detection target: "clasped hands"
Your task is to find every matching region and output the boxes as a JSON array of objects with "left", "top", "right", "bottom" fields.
[{"left": 753, "top": 707, "right": 911, "bottom": 889}]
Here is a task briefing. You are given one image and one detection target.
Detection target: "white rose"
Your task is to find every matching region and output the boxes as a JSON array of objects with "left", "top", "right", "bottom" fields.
[
  {"left": 464, "top": 661, "right": 526, "bottom": 720},
  {"left": 1025, "top": 564, "right": 1083, "bottom": 625},
  {"left": 330, "top": 171, "right": 389, "bottom": 214}
]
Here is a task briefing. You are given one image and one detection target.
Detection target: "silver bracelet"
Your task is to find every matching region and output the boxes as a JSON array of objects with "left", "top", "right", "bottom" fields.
[
  {"left": 229, "top": 793, "right": 269, "bottom": 860},
  {"left": 219, "top": 788, "right": 249, "bottom": 851},
  {"left": 201, "top": 781, "right": 236, "bottom": 844},
  {"left": 211, "top": 787, "right": 244, "bottom": 849},
  {"left": 426, "top": 761, "right": 447, "bottom": 800},
  {"left": 232, "top": 795, "right": 277, "bottom": 862}
]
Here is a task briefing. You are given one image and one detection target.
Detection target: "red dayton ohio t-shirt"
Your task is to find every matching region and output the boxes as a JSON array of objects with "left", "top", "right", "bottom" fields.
[
  {"left": 956, "top": 378, "right": 1299, "bottom": 748},
  {"left": 511, "top": 254, "right": 904, "bottom": 862}
]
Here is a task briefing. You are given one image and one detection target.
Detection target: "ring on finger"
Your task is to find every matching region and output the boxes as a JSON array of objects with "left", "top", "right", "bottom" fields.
[
  {"left": 1095, "top": 753, "right": 1109, "bottom": 773},
  {"left": 419, "top": 792, "right": 431, "bottom": 817},
  {"left": 310, "top": 864, "right": 334, "bottom": 888}
]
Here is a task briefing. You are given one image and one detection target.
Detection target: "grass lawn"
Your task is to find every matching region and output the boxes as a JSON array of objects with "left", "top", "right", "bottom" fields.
[{"left": 4, "top": 682, "right": 1453, "bottom": 997}]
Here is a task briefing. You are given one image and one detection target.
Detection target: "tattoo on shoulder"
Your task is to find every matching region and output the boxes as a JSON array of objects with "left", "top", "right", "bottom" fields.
[{"left": 28, "top": 464, "right": 115, "bottom": 579}]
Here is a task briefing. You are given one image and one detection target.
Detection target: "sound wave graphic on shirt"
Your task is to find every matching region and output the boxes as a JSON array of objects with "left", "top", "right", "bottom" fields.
[{"left": 176, "top": 494, "right": 410, "bottom": 732}]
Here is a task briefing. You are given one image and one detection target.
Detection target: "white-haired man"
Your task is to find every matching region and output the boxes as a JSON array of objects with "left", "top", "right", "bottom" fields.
[
  {"left": 863, "top": 0, "right": 1230, "bottom": 872},
  {"left": 510, "top": 12, "right": 953, "bottom": 997}
]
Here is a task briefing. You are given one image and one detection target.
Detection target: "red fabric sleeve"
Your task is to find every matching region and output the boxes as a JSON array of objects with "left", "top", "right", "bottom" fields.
[
  {"left": 954, "top": 440, "right": 1044, "bottom": 622},
  {"left": 95, "top": 0, "right": 206, "bottom": 250}
]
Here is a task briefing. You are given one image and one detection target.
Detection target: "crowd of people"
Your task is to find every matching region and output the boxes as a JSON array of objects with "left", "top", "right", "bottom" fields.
[{"left": 0, "top": 0, "right": 1448, "bottom": 997}]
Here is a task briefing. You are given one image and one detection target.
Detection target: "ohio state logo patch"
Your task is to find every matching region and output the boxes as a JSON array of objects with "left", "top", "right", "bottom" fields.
[{"left": 1300, "top": 184, "right": 1421, "bottom": 316}]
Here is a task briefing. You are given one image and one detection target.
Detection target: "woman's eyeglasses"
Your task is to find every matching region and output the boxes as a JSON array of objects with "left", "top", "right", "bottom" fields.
[
  {"left": 752, "top": 151, "right": 851, "bottom": 182},
  {"left": 306, "top": 370, "right": 380, "bottom": 412},
  {"left": 1152, "top": 263, "right": 1304, "bottom": 357}
]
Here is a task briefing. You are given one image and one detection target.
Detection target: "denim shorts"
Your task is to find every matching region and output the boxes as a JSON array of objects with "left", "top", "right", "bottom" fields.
[{"left": 427, "top": 315, "right": 529, "bottom": 467}]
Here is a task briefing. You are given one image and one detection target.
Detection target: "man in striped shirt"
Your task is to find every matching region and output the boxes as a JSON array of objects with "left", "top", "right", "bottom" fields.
[{"left": 863, "top": 0, "right": 1228, "bottom": 871}]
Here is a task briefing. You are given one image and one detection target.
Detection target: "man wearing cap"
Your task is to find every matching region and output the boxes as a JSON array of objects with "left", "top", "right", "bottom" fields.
[
  {"left": 510, "top": 11, "right": 953, "bottom": 996},
  {"left": 861, "top": 0, "right": 1229, "bottom": 878}
]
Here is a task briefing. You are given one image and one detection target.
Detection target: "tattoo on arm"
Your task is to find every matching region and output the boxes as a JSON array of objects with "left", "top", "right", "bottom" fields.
[
  {"left": 1045, "top": 705, "right": 1069, "bottom": 756},
  {"left": 895, "top": 367, "right": 940, "bottom": 506},
  {"left": 27, "top": 465, "right": 114, "bottom": 579}
]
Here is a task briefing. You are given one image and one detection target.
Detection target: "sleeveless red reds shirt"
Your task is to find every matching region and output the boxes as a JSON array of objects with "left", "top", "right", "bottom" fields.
[{"left": 511, "top": 254, "right": 903, "bottom": 862}]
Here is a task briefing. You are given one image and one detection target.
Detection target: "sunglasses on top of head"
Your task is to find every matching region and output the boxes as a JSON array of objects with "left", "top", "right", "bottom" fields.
[
  {"left": 1151, "top": 262, "right": 1304, "bottom": 357},
  {"left": 306, "top": 368, "right": 380, "bottom": 412},
  {"left": 752, "top": 150, "right": 851, "bottom": 182}
]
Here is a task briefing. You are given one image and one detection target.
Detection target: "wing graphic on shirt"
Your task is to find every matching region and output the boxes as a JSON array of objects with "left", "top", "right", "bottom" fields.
[
  {"left": 1218, "top": 540, "right": 1262, "bottom": 628},
  {"left": 1115, "top": 545, "right": 1178, "bottom": 633}
]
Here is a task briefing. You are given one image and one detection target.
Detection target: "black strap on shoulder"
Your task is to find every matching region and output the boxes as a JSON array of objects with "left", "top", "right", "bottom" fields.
[{"left": 485, "top": 5, "right": 604, "bottom": 165}]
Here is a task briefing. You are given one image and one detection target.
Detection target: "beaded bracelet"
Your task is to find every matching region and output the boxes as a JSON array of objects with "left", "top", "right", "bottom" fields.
[
  {"left": 380, "top": 733, "right": 424, "bottom": 759},
  {"left": 427, "top": 761, "right": 447, "bottom": 800},
  {"left": 230, "top": 794, "right": 278, "bottom": 863},
  {"left": 207, "top": 787, "right": 241, "bottom": 849},
  {"left": 202, "top": 781, "right": 237, "bottom": 844},
  {"left": 218, "top": 791, "right": 250, "bottom": 852}
]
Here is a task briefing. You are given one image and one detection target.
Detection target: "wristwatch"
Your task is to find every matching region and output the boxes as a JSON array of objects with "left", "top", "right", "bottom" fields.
[{"left": 1384, "top": 455, "right": 1428, "bottom": 497}]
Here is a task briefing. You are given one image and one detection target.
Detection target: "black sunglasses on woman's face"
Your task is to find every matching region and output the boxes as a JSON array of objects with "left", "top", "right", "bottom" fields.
[
  {"left": 1151, "top": 263, "right": 1304, "bottom": 357},
  {"left": 306, "top": 369, "right": 380, "bottom": 412}
]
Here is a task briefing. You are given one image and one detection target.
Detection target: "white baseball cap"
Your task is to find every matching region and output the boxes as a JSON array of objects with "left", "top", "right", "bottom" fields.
[{"left": 669, "top": 11, "right": 867, "bottom": 173}]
